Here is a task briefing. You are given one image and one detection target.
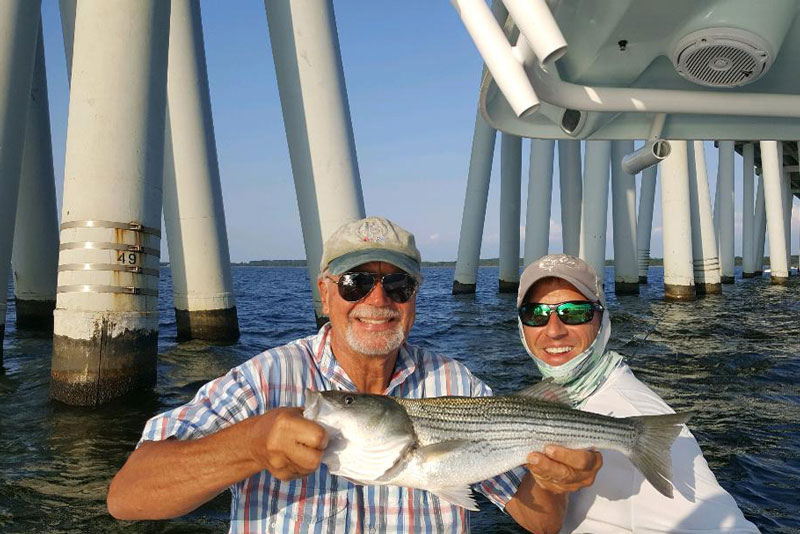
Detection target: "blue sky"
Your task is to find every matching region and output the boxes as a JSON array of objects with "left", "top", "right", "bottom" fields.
[{"left": 39, "top": 1, "right": 797, "bottom": 262}]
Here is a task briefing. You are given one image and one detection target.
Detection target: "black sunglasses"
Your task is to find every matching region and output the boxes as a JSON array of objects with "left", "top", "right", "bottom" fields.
[
  {"left": 331, "top": 272, "right": 418, "bottom": 303},
  {"left": 518, "top": 301, "right": 604, "bottom": 327}
]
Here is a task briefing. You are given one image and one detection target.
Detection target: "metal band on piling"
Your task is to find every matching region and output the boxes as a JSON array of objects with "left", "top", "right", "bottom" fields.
[
  {"left": 56, "top": 285, "right": 158, "bottom": 296},
  {"left": 60, "top": 220, "right": 161, "bottom": 237},
  {"left": 57, "top": 263, "right": 159, "bottom": 277},
  {"left": 58, "top": 242, "right": 160, "bottom": 256}
]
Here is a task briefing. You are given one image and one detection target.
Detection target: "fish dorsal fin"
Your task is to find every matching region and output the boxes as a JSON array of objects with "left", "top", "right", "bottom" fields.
[
  {"left": 431, "top": 486, "right": 479, "bottom": 511},
  {"left": 516, "top": 378, "right": 573, "bottom": 405},
  {"left": 323, "top": 431, "right": 414, "bottom": 483}
]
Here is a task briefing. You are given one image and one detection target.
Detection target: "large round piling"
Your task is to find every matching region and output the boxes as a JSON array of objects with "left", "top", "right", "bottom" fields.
[
  {"left": 559, "top": 140, "right": 582, "bottom": 256},
  {"left": 717, "top": 141, "right": 736, "bottom": 283},
  {"left": 12, "top": 24, "right": 59, "bottom": 332},
  {"left": 265, "top": 0, "right": 366, "bottom": 320},
  {"left": 579, "top": 141, "right": 610, "bottom": 280},
  {"left": 760, "top": 141, "right": 790, "bottom": 284},
  {"left": 660, "top": 141, "right": 696, "bottom": 301},
  {"left": 754, "top": 175, "right": 767, "bottom": 276},
  {"left": 611, "top": 140, "right": 639, "bottom": 294},
  {"left": 0, "top": 1, "right": 41, "bottom": 365},
  {"left": 51, "top": 1, "right": 171, "bottom": 405},
  {"left": 499, "top": 134, "right": 522, "bottom": 292},
  {"left": 164, "top": 0, "right": 238, "bottom": 342},
  {"left": 636, "top": 165, "right": 657, "bottom": 283},
  {"left": 742, "top": 143, "right": 756, "bottom": 278},
  {"left": 687, "top": 142, "right": 722, "bottom": 295},
  {"left": 523, "top": 139, "right": 554, "bottom": 266},
  {"left": 453, "top": 110, "right": 496, "bottom": 294}
]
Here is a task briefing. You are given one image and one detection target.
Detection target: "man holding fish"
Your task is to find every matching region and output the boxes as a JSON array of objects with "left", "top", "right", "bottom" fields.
[{"left": 108, "top": 216, "right": 601, "bottom": 533}]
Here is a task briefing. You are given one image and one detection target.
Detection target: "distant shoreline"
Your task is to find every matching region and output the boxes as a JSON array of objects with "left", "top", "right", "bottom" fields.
[{"left": 159, "top": 256, "right": 800, "bottom": 268}]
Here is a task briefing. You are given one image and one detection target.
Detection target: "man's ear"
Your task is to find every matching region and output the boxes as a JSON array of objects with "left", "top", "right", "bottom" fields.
[{"left": 318, "top": 276, "right": 330, "bottom": 315}]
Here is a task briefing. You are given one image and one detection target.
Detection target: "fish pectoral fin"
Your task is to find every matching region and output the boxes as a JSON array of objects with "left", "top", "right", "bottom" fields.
[
  {"left": 516, "top": 377, "right": 573, "bottom": 406},
  {"left": 324, "top": 433, "right": 414, "bottom": 483},
  {"left": 417, "top": 440, "right": 470, "bottom": 462},
  {"left": 431, "top": 486, "right": 479, "bottom": 511}
]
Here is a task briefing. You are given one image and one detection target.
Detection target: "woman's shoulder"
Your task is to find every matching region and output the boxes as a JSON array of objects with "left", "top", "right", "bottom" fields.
[{"left": 584, "top": 357, "right": 674, "bottom": 417}]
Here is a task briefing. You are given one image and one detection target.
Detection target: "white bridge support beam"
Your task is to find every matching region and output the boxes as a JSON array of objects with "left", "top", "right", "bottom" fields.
[
  {"left": 636, "top": 166, "right": 657, "bottom": 283},
  {"left": 687, "top": 141, "right": 722, "bottom": 295},
  {"left": 164, "top": 0, "right": 239, "bottom": 342},
  {"left": 499, "top": 134, "right": 522, "bottom": 292},
  {"left": 754, "top": 174, "right": 767, "bottom": 276},
  {"left": 760, "top": 141, "right": 790, "bottom": 284},
  {"left": 523, "top": 139, "right": 554, "bottom": 267},
  {"left": 559, "top": 140, "right": 582, "bottom": 256},
  {"left": 781, "top": 160, "right": 793, "bottom": 272},
  {"left": 579, "top": 141, "right": 610, "bottom": 282},
  {"left": 741, "top": 143, "right": 756, "bottom": 277},
  {"left": 265, "top": 0, "right": 366, "bottom": 321},
  {"left": 453, "top": 111, "right": 496, "bottom": 294},
  {"left": 611, "top": 140, "right": 639, "bottom": 295},
  {"left": 0, "top": 1, "right": 41, "bottom": 366},
  {"left": 51, "top": 1, "right": 171, "bottom": 405},
  {"left": 717, "top": 141, "right": 736, "bottom": 283},
  {"left": 660, "top": 141, "right": 696, "bottom": 301},
  {"left": 12, "top": 24, "right": 59, "bottom": 331}
]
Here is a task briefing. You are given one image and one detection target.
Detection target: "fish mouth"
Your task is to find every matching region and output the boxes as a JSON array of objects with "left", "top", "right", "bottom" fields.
[{"left": 303, "top": 389, "right": 322, "bottom": 420}]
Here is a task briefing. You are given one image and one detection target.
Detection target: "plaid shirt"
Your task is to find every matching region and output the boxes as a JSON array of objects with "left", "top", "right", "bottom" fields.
[{"left": 140, "top": 324, "right": 524, "bottom": 533}]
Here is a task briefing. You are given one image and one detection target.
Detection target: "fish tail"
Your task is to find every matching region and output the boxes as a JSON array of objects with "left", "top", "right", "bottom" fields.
[{"left": 627, "top": 412, "right": 691, "bottom": 498}]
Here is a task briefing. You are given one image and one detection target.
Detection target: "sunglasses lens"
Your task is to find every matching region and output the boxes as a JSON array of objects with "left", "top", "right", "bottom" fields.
[
  {"left": 558, "top": 302, "right": 595, "bottom": 325},
  {"left": 518, "top": 303, "right": 550, "bottom": 326},
  {"left": 381, "top": 273, "right": 417, "bottom": 303},
  {"left": 337, "top": 273, "right": 377, "bottom": 302}
]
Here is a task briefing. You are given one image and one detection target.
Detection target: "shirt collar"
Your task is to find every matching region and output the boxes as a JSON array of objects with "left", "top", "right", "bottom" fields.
[{"left": 311, "top": 322, "right": 418, "bottom": 395}]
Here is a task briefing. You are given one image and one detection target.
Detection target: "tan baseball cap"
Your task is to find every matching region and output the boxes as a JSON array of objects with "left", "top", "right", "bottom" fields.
[
  {"left": 517, "top": 254, "right": 605, "bottom": 308},
  {"left": 320, "top": 217, "right": 422, "bottom": 277}
]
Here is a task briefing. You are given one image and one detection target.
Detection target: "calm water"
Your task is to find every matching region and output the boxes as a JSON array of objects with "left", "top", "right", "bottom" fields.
[{"left": 1, "top": 266, "right": 798, "bottom": 533}]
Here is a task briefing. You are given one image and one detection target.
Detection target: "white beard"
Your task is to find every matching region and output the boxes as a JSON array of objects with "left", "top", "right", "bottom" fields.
[{"left": 345, "top": 305, "right": 406, "bottom": 356}]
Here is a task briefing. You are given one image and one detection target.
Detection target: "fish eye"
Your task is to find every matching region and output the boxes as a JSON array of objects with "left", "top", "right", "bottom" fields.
[{"left": 344, "top": 395, "right": 354, "bottom": 405}]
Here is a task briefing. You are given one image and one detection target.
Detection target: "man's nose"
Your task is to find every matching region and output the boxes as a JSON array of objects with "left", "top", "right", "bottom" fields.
[
  {"left": 543, "top": 311, "right": 567, "bottom": 337},
  {"left": 362, "top": 277, "right": 392, "bottom": 305}
]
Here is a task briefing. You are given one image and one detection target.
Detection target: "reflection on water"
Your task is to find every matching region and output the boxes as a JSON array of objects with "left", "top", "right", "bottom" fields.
[{"left": 2, "top": 266, "right": 798, "bottom": 533}]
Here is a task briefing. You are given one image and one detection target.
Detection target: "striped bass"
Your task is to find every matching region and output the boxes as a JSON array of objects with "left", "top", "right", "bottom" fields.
[{"left": 303, "top": 382, "right": 690, "bottom": 510}]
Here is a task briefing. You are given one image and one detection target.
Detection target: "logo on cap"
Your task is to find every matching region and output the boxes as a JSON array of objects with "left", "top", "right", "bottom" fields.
[{"left": 357, "top": 220, "right": 388, "bottom": 243}]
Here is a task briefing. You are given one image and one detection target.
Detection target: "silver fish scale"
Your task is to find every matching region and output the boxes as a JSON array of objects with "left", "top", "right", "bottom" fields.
[{"left": 395, "top": 396, "right": 638, "bottom": 451}]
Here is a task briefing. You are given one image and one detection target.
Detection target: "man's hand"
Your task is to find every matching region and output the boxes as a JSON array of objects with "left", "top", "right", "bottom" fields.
[
  {"left": 525, "top": 445, "right": 603, "bottom": 493},
  {"left": 250, "top": 407, "right": 328, "bottom": 481}
]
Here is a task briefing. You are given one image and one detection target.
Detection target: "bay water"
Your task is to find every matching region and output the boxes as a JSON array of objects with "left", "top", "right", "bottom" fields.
[{"left": 1, "top": 266, "right": 798, "bottom": 533}]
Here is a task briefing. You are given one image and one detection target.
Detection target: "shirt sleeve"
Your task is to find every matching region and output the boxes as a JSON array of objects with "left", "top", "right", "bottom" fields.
[
  {"left": 137, "top": 359, "right": 266, "bottom": 447},
  {"left": 467, "top": 372, "right": 527, "bottom": 510}
]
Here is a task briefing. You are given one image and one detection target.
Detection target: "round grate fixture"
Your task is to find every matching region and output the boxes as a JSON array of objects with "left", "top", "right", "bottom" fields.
[{"left": 671, "top": 28, "right": 773, "bottom": 88}]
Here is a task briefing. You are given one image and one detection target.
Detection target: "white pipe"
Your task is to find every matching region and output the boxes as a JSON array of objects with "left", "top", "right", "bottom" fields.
[
  {"left": 660, "top": 140, "right": 696, "bottom": 300},
  {"left": 754, "top": 174, "right": 767, "bottom": 274},
  {"left": 782, "top": 158, "right": 792, "bottom": 270},
  {"left": 0, "top": 1, "right": 40, "bottom": 362},
  {"left": 717, "top": 141, "right": 735, "bottom": 282},
  {"left": 265, "top": 0, "right": 366, "bottom": 318},
  {"left": 611, "top": 140, "right": 638, "bottom": 293},
  {"left": 451, "top": 0, "right": 539, "bottom": 117},
  {"left": 531, "top": 61, "right": 800, "bottom": 118},
  {"left": 559, "top": 140, "right": 582, "bottom": 255},
  {"left": 687, "top": 141, "right": 721, "bottom": 293},
  {"left": 499, "top": 134, "right": 522, "bottom": 290},
  {"left": 760, "top": 140, "right": 790, "bottom": 281},
  {"left": 11, "top": 22, "right": 59, "bottom": 329},
  {"left": 53, "top": 0, "right": 171, "bottom": 405},
  {"left": 164, "top": 0, "right": 238, "bottom": 341},
  {"left": 454, "top": 110, "right": 497, "bottom": 291},
  {"left": 501, "top": 0, "right": 566, "bottom": 65},
  {"left": 621, "top": 139, "right": 671, "bottom": 175},
  {"left": 636, "top": 165, "right": 657, "bottom": 282},
  {"left": 579, "top": 141, "right": 610, "bottom": 281},
  {"left": 742, "top": 143, "right": 756, "bottom": 276},
  {"left": 524, "top": 139, "right": 554, "bottom": 266}
]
